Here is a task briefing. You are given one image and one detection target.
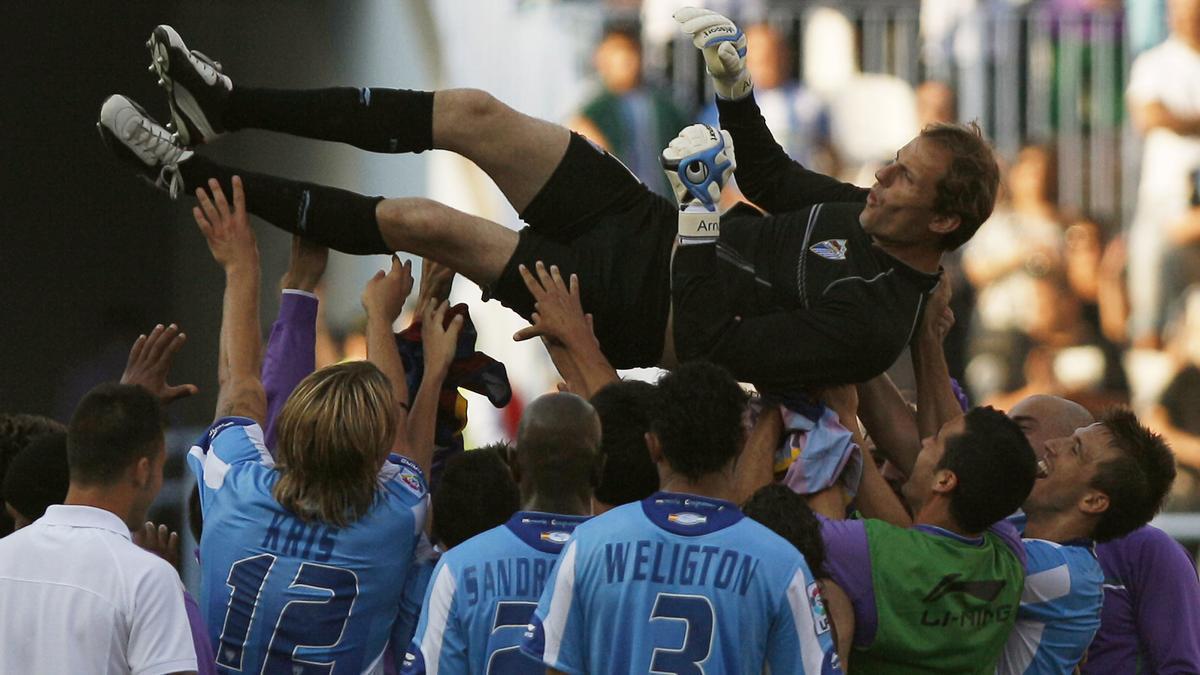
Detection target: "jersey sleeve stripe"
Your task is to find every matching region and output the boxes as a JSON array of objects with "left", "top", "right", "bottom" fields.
[
  {"left": 541, "top": 540, "right": 579, "bottom": 666},
  {"left": 1020, "top": 563, "right": 1072, "bottom": 605},
  {"left": 417, "top": 563, "right": 458, "bottom": 675},
  {"left": 786, "top": 568, "right": 829, "bottom": 675}
]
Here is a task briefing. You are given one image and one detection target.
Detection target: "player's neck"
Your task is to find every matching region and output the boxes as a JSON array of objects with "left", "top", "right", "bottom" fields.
[
  {"left": 658, "top": 471, "right": 740, "bottom": 505},
  {"left": 524, "top": 493, "right": 592, "bottom": 517},
  {"left": 64, "top": 483, "right": 139, "bottom": 531},
  {"left": 875, "top": 240, "right": 942, "bottom": 275},
  {"left": 914, "top": 499, "right": 981, "bottom": 539},
  {"left": 1023, "top": 509, "right": 1094, "bottom": 543}
]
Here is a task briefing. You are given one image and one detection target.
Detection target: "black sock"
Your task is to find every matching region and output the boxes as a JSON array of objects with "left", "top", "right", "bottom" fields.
[
  {"left": 178, "top": 154, "right": 391, "bottom": 255},
  {"left": 223, "top": 87, "right": 435, "bottom": 154}
]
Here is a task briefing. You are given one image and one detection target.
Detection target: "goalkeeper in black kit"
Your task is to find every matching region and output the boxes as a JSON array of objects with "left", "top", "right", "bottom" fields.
[{"left": 100, "top": 9, "right": 999, "bottom": 391}]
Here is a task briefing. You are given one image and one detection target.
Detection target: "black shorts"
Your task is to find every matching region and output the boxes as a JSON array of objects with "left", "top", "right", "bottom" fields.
[{"left": 488, "top": 133, "right": 677, "bottom": 369}]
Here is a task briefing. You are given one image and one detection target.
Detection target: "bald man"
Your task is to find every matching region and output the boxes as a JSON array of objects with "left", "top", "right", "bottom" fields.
[
  {"left": 1000, "top": 396, "right": 1180, "bottom": 675},
  {"left": 402, "top": 393, "right": 601, "bottom": 674}
]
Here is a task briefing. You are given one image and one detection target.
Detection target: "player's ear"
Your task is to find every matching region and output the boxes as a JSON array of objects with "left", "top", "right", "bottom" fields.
[
  {"left": 645, "top": 432, "right": 664, "bottom": 465},
  {"left": 929, "top": 213, "right": 961, "bottom": 238},
  {"left": 931, "top": 468, "right": 957, "bottom": 495},
  {"left": 131, "top": 455, "right": 153, "bottom": 489},
  {"left": 1079, "top": 489, "right": 1110, "bottom": 516}
]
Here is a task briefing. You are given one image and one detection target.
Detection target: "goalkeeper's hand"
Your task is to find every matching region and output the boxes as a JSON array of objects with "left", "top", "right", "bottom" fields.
[
  {"left": 661, "top": 123, "right": 736, "bottom": 212},
  {"left": 675, "top": 7, "right": 752, "bottom": 100}
]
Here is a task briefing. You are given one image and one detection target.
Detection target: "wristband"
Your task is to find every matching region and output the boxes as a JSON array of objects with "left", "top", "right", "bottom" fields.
[{"left": 678, "top": 203, "right": 720, "bottom": 245}]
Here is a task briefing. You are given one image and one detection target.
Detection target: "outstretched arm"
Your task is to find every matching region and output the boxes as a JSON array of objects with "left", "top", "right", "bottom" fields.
[
  {"left": 675, "top": 7, "right": 867, "bottom": 213},
  {"left": 406, "top": 299, "right": 463, "bottom": 476},
  {"left": 856, "top": 373, "right": 922, "bottom": 476},
  {"left": 911, "top": 280, "right": 963, "bottom": 438},
  {"left": 514, "top": 262, "right": 618, "bottom": 399},
  {"left": 193, "top": 176, "right": 266, "bottom": 424},
  {"left": 261, "top": 236, "right": 328, "bottom": 449},
  {"left": 361, "top": 256, "right": 415, "bottom": 459}
]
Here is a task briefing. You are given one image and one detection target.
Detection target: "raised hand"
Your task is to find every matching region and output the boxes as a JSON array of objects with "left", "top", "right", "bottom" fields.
[
  {"left": 513, "top": 262, "right": 593, "bottom": 348},
  {"left": 362, "top": 255, "right": 414, "bottom": 323},
  {"left": 674, "top": 7, "right": 752, "bottom": 100},
  {"left": 121, "top": 323, "right": 199, "bottom": 404},
  {"left": 132, "top": 521, "right": 180, "bottom": 569},
  {"left": 193, "top": 176, "right": 257, "bottom": 270},
  {"left": 415, "top": 258, "right": 456, "bottom": 309},
  {"left": 420, "top": 299, "right": 465, "bottom": 377},
  {"left": 662, "top": 123, "right": 736, "bottom": 212},
  {"left": 281, "top": 235, "right": 329, "bottom": 292}
]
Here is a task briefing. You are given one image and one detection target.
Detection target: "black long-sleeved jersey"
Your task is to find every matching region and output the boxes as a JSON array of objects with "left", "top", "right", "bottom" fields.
[{"left": 670, "top": 95, "right": 939, "bottom": 390}]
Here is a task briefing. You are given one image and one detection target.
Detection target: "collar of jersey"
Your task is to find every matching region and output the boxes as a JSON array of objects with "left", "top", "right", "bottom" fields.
[
  {"left": 641, "top": 491, "right": 745, "bottom": 536},
  {"left": 505, "top": 511, "right": 589, "bottom": 554},
  {"left": 914, "top": 523, "right": 986, "bottom": 546},
  {"left": 38, "top": 504, "right": 132, "bottom": 540}
]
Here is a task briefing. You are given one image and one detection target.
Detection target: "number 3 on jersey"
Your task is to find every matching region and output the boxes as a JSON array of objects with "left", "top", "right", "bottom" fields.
[
  {"left": 649, "top": 593, "right": 716, "bottom": 675},
  {"left": 216, "top": 553, "right": 359, "bottom": 674}
]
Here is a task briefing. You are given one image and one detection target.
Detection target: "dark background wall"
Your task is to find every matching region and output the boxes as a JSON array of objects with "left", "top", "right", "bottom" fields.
[{"left": 1, "top": 2, "right": 422, "bottom": 426}]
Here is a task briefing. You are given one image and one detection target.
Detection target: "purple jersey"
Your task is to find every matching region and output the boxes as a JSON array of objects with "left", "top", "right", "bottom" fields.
[
  {"left": 1082, "top": 525, "right": 1200, "bottom": 674},
  {"left": 184, "top": 590, "right": 217, "bottom": 675},
  {"left": 261, "top": 290, "right": 318, "bottom": 450}
]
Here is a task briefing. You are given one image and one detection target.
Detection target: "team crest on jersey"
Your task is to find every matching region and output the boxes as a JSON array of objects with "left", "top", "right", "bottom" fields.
[
  {"left": 667, "top": 512, "right": 707, "bottom": 526},
  {"left": 807, "top": 581, "right": 831, "bottom": 635},
  {"left": 399, "top": 470, "right": 423, "bottom": 494},
  {"left": 540, "top": 531, "right": 571, "bottom": 544},
  {"left": 810, "top": 239, "right": 848, "bottom": 261}
]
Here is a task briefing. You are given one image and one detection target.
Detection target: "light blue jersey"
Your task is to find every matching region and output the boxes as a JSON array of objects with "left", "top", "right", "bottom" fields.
[
  {"left": 521, "top": 492, "right": 841, "bottom": 674},
  {"left": 188, "top": 417, "right": 429, "bottom": 674},
  {"left": 401, "top": 511, "right": 588, "bottom": 675},
  {"left": 997, "top": 530, "right": 1104, "bottom": 675}
]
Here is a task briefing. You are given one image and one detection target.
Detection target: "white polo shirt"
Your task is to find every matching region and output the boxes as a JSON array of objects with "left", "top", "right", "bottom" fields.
[{"left": 0, "top": 504, "right": 198, "bottom": 675}]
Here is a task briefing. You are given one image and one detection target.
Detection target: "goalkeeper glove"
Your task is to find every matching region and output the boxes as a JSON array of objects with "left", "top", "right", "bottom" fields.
[
  {"left": 661, "top": 123, "right": 736, "bottom": 244},
  {"left": 675, "top": 7, "right": 752, "bottom": 100}
]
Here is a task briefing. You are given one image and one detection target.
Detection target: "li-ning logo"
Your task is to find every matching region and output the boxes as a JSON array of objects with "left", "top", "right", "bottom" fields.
[
  {"left": 922, "top": 573, "right": 1007, "bottom": 603},
  {"left": 668, "top": 512, "right": 707, "bottom": 526},
  {"left": 540, "top": 531, "right": 571, "bottom": 544},
  {"left": 810, "top": 239, "right": 848, "bottom": 261}
]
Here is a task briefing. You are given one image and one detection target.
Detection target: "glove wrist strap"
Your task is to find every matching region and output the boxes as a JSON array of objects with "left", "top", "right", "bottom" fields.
[{"left": 678, "top": 203, "right": 720, "bottom": 245}]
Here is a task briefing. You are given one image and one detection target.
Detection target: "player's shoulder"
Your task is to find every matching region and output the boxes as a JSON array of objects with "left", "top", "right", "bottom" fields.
[
  {"left": 439, "top": 523, "right": 513, "bottom": 567},
  {"left": 734, "top": 516, "right": 808, "bottom": 560},
  {"left": 1023, "top": 538, "right": 1100, "bottom": 580},
  {"left": 377, "top": 454, "right": 428, "bottom": 503}
]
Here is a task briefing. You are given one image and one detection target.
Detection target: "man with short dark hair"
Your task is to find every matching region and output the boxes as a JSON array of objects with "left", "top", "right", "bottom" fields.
[
  {"left": 520, "top": 363, "right": 838, "bottom": 674},
  {"left": 0, "top": 384, "right": 197, "bottom": 674},
  {"left": 100, "top": 10, "right": 999, "bottom": 390},
  {"left": 403, "top": 393, "right": 600, "bottom": 673},
  {"left": 0, "top": 431, "right": 69, "bottom": 532},
  {"left": 817, "top": 406, "right": 1036, "bottom": 674},
  {"left": 998, "top": 395, "right": 1185, "bottom": 675},
  {"left": 0, "top": 413, "right": 66, "bottom": 536},
  {"left": 591, "top": 380, "right": 660, "bottom": 513}
]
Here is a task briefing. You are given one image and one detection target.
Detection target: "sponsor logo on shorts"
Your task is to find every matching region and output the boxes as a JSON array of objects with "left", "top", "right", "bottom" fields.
[
  {"left": 810, "top": 239, "right": 848, "bottom": 261},
  {"left": 807, "top": 581, "right": 831, "bottom": 635},
  {"left": 668, "top": 512, "right": 707, "bottom": 526}
]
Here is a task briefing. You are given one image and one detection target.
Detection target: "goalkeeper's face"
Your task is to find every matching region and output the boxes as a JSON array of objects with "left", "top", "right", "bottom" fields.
[{"left": 860, "top": 137, "right": 951, "bottom": 248}]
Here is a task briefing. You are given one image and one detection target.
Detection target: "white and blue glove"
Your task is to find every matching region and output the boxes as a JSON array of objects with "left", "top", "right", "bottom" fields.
[
  {"left": 662, "top": 123, "right": 736, "bottom": 244},
  {"left": 675, "top": 7, "right": 752, "bottom": 101}
]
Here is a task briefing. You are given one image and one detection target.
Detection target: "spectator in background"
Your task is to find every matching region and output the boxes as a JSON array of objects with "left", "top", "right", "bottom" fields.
[
  {"left": 1126, "top": 0, "right": 1200, "bottom": 348},
  {"left": 0, "top": 413, "right": 65, "bottom": 536},
  {"left": 1145, "top": 288, "right": 1200, "bottom": 509},
  {"left": 0, "top": 384, "right": 197, "bottom": 674},
  {"left": 571, "top": 24, "right": 690, "bottom": 199},
  {"left": 964, "top": 144, "right": 1068, "bottom": 399},
  {"left": 1, "top": 431, "right": 69, "bottom": 532}
]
